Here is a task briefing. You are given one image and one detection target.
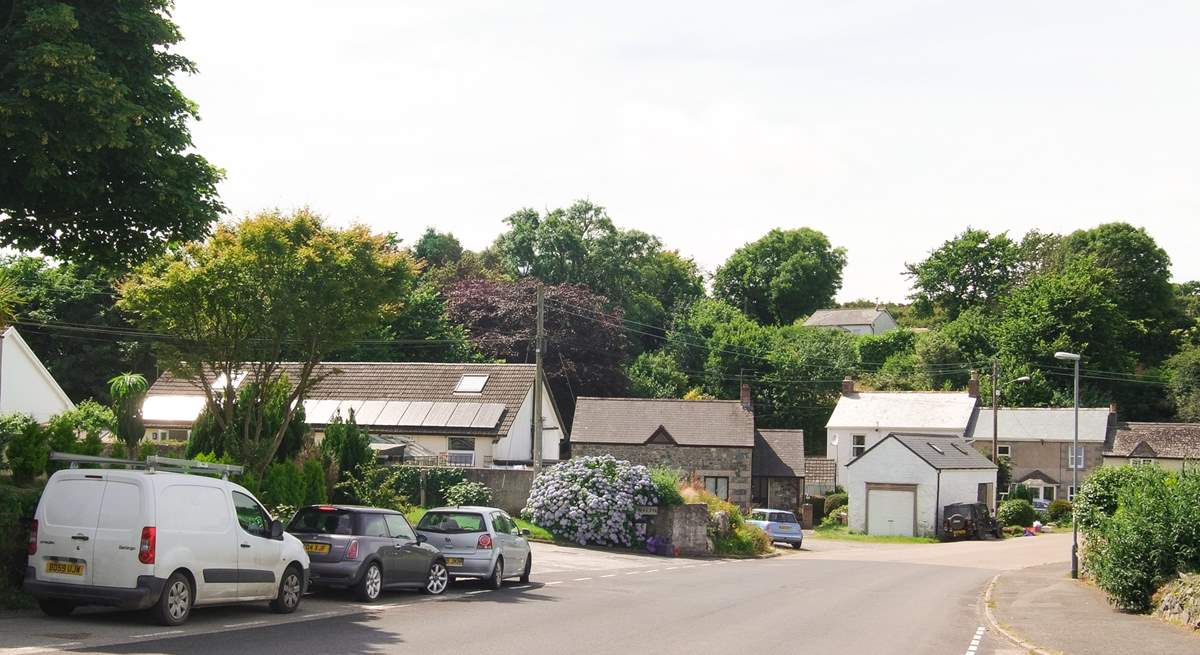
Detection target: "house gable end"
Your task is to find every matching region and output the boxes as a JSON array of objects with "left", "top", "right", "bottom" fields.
[{"left": 646, "top": 425, "right": 677, "bottom": 445}]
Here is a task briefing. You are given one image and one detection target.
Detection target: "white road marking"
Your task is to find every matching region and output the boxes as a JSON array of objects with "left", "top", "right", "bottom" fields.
[
  {"left": 600, "top": 574, "right": 617, "bottom": 578},
  {"left": 545, "top": 581, "right": 563, "bottom": 586},
  {"left": 645, "top": 569, "right": 659, "bottom": 573},
  {"left": 625, "top": 571, "right": 641, "bottom": 575},
  {"left": 466, "top": 590, "right": 490, "bottom": 595},
  {"left": 129, "top": 631, "right": 185, "bottom": 639},
  {"left": 510, "top": 585, "right": 532, "bottom": 589},
  {"left": 222, "top": 620, "right": 268, "bottom": 628},
  {"left": 573, "top": 577, "right": 592, "bottom": 581},
  {"left": 665, "top": 566, "right": 681, "bottom": 570},
  {"left": 962, "top": 625, "right": 985, "bottom": 655}
]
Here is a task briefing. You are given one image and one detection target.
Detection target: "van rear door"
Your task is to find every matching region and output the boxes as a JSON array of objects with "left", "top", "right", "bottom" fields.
[
  {"left": 34, "top": 473, "right": 105, "bottom": 586},
  {"left": 91, "top": 478, "right": 149, "bottom": 588}
]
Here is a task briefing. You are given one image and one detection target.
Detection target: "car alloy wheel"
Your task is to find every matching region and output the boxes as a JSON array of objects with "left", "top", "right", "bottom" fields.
[
  {"left": 167, "top": 579, "right": 190, "bottom": 622},
  {"left": 365, "top": 564, "right": 382, "bottom": 600},
  {"left": 487, "top": 558, "right": 503, "bottom": 590},
  {"left": 272, "top": 567, "right": 304, "bottom": 613},
  {"left": 425, "top": 561, "right": 448, "bottom": 595}
]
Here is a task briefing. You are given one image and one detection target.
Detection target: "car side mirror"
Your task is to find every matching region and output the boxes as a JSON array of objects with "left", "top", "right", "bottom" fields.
[
  {"left": 270, "top": 520, "right": 284, "bottom": 541},
  {"left": 520, "top": 528, "right": 531, "bottom": 537},
  {"left": 416, "top": 533, "right": 428, "bottom": 543}
]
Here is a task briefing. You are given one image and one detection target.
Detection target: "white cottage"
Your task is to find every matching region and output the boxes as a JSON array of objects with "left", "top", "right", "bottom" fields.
[
  {"left": 846, "top": 433, "right": 996, "bottom": 538},
  {"left": 825, "top": 379, "right": 979, "bottom": 485},
  {"left": 0, "top": 327, "right": 74, "bottom": 422},
  {"left": 803, "top": 308, "right": 899, "bottom": 335},
  {"left": 142, "top": 362, "right": 566, "bottom": 468}
]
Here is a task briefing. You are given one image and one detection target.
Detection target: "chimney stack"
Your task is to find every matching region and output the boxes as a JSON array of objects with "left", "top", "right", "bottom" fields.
[
  {"left": 740, "top": 383, "right": 753, "bottom": 412},
  {"left": 1109, "top": 402, "right": 1118, "bottom": 415},
  {"left": 842, "top": 377, "right": 855, "bottom": 395},
  {"left": 968, "top": 370, "right": 980, "bottom": 398}
]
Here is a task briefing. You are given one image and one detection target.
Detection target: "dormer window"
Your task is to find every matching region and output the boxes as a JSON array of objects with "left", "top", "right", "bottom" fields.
[{"left": 454, "top": 374, "right": 489, "bottom": 394}]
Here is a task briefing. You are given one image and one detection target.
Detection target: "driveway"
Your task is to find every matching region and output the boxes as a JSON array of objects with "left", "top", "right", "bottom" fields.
[{"left": 0, "top": 534, "right": 1070, "bottom": 654}]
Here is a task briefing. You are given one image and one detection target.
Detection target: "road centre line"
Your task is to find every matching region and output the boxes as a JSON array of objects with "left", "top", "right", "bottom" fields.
[
  {"left": 645, "top": 569, "right": 659, "bottom": 573},
  {"left": 625, "top": 571, "right": 641, "bottom": 575},
  {"left": 573, "top": 577, "right": 592, "bottom": 581},
  {"left": 545, "top": 581, "right": 563, "bottom": 585},
  {"left": 466, "top": 590, "right": 490, "bottom": 595},
  {"left": 600, "top": 574, "right": 617, "bottom": 578},
  {"left": 129, "top": 631, "right": 184, "bottom": 639}
]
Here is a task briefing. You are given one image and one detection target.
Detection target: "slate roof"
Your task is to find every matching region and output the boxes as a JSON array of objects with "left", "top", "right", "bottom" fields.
[
  {"left": 826, "top": 392, "right": 978, "bottom": 432},
  {"left": 804, "top": 308, "right": 888, "bottom": 327},
  {"left": 848, "top": 433, "right": 997, "bottom": 470},
  {"left": 144, "top": 362, "right": 547, "bottom": 437},
  {"left": 1105, "top": 422, "right": 1200, "bottom": 460},
  {"left": 570, "top": 397, "right": 755, "bottom": 447},
  {"left": 805, "top": 458, "right": 837, "bottom": 485},
  {"left": 969, "top": 407, "right": 1112, "bottom": 443},
  {"left": 753, "top": 429, "right": 805, "bottom": 477}
]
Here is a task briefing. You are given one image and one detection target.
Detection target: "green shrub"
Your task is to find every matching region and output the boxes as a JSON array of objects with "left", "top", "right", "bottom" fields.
[
  {"left": 1084, "top": 467, "right": 1176, "bottom": 611},
  {"left": 824, "top": 492, "right": 848, "bottom": 517},
  {"left": 302, "top": 458, "right": 327, "bottom": 505},
  {"left": 0, "top": 483, "right": 45, "bottom": 606},
  {"left": 1074, "top": 466, "right": 1140, "bottom": 531},
  {"left": 443, "top": 480, "right": 492, "bottom": 506},
  {"left": 649, "top": 466, "right": 684, "bottom": 507},
  {"left": 387, "top": 466, "right": 466, "bottom": 507},
  {"left": 1009, "top": 484, "right": 1033, "bottom": 502},
  {"left": 1047, "top": 499, "right": 1073, "bottom": 524},
  {"left": 997, "top": 499, "right": 1036, "bottom": 527},
  {"left": 2, "top": 415, "right": 48, "bottom": 485},
  {"left": 713, "top": 523, "right": 774, "bottom": 556},
  {"left": 335, "top": 461, "right": 411, "bottom": 511},
  {"left": 261, "top": 461, "right": 306, "bottom": 508}
]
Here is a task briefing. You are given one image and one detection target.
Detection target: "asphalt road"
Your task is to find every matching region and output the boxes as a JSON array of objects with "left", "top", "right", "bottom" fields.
[{"left": 1, "top": 534, "right": 1071, "bottom": 655}]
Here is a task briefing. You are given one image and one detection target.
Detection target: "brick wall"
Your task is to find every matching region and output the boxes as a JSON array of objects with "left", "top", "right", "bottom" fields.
[{"left": 571, "top": 443, "right": 754, "bottom": 507}]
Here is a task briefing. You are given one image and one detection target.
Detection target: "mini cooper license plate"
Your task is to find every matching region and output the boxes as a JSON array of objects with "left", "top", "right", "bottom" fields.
[
  {"left": 304, "top": 542, "right": 331, "bottom": 554},
  {"left": 446, "top": 557, "right": 464, "bottom": 566},
  {"left": 45, "top": 560, "right": 84, "bottom": 576}
]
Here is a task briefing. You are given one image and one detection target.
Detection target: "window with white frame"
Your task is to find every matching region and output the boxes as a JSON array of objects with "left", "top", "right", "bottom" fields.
[
  {"left": 851, "top": 434, "right": 866, "bottom": 459},
  {"left": 1067, "top": 445, "right": 1085, "bottom": 469},
  {"left": 996, "top": 444, "right": 1011, "bottom": 458},
  {"left": 1068, "top": 486, "right": 1077, "bottom": 501},
  {"left": 1130, "top": 457, "right": 1155, "bottom": 466},
  {"left": 447, "top": 437, "right": 476, "bottom": 466}
]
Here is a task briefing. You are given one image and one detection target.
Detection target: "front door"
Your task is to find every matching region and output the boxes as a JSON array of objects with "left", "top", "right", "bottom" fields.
[{"left": 232, "top": 491, "right": 281, "bottom": 598}]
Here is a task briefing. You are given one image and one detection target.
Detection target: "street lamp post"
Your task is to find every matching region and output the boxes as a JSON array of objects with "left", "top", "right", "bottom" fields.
[{"left": 1055, "top": 351, "right": 1082, "bottom": 579}]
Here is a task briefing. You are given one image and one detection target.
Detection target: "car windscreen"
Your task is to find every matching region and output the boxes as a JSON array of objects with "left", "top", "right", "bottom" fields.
[
  {"left": 770, "top": 512, "right": 798, "bottom": 524},
  {"left": 417, "top": 511, "right": 487, "bottom": 533},
  {"left": 288, "top": 508, "right": 354, "bottom": 535}
]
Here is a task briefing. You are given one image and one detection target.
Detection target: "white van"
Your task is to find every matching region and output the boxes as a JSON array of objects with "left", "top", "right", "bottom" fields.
[{"left": 24, "top": 462, "right": 310, "bottom": 625}]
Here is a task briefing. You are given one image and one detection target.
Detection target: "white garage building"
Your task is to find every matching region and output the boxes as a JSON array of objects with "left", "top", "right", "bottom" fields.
[{"left": 846, "top": 433, "right": 997, "bottom": 538}]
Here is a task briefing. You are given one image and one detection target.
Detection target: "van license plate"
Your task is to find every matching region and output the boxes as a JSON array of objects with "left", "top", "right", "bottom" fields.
[
  {"left": 304, "top": 543, "right": 330, "bottom": 554},
  {"left": 46, "top": 561, "right": 84, "bottom": 576},
  {"left": 446, "top": 557, "right": 464, "bottom": 566}
]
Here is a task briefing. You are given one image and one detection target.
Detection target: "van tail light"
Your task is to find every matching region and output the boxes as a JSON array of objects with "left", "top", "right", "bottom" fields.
[
  {"left": 346, "top": 539, "right": 359, "bottom": 560},
  {"left": 477, "top": 533, "right": 493, "bottom": 550},
  {"left": 139, "top": 527, "right": 156, "bottom": 564},
  {"left": 27, "top": 520, "right": 37, "bottom": 556}
]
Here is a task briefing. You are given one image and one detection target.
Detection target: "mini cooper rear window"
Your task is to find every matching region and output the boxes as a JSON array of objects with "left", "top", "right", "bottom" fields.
[
  {"left": 288, "top": 508, "right": 354, "bottom": 535},
  {"left": 417, "top": 511, "right": 487, "bottom": 533}
]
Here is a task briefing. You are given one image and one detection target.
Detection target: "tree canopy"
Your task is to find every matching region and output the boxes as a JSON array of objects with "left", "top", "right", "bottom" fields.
[
  {"left": 712, "top": 228, "right": 847, "bottom": 325},
  {"left": 905, "top": 228, "right": 1019, "bottom": 320},
  {"left": 0, "top": 0, "right": 223, "bottom": 265},
  {"left": 118, "top": 209, "right": 417, "bottom": 473}
]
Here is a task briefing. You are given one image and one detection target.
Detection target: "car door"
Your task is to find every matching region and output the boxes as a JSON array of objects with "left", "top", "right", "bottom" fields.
[
  {"left": 384, "top": 514, "right": 428, "bottom": 584},
  {"left": 357, "top": 513, "right": 396, "bottom": 584},
  {"left": 33, "top": 474, "right": 105, "bottom": 587},
  {"left": 503, "top": 512, "right": 530, "bottom": 570},
  {"left": 231, "top": 490, "right": 282, "bottom": 599},
  {"left": 159, "top": 482, "right": 240, "bottom": 602},
  {"left": 490, "top": 512, "right": 523, "bottom": 572}
]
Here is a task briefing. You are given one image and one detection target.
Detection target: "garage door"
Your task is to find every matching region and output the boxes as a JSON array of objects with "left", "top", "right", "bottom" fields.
[{"left": 867, "top": 488, "right": 915, "bottom": 537}]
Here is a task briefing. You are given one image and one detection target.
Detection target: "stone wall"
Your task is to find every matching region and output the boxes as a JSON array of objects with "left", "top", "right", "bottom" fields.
[
  {"left": 460, "top": 468, "right": 535, "bottom": 515},
  {"left": 650, "top": 503, "right": 711, "bottom": 556},
  {"left": 572, "top": 443, "right": 753, "bottom": 507},
  {"left": 765, "top": 477, "right": 802, "bottom": 513},
  {"left": 1155, "top": 573, "right": 1200, "bottom": 631}
]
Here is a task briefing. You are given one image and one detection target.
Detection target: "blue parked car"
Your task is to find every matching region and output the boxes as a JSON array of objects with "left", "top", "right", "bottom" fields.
[{"left": 747, "top": 509, "right": 804, "bottom": 549}]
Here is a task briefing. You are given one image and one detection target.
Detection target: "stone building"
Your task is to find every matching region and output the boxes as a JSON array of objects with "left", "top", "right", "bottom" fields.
[{"left": 569, "top": 386, "right": 805, "bottom": 511}]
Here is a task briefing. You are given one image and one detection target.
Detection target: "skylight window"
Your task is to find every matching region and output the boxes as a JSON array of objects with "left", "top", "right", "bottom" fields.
[
  {"left": 950, "top": 443, "right": 969, "bottom": 456},
  {"left": 454, "top": 374, "right": 489, "bottom": 394},
  {"left": 927, "top": 442, "right": 945, "bottom": 455}
]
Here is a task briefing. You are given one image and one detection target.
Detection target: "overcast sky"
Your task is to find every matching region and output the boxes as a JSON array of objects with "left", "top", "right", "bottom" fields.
[{"left": 171, "top": 1, "right": 1199, "bottom": 303}]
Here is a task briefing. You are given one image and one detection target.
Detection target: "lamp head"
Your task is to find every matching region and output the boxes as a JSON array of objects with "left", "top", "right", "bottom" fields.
[{"left": 1054, "top": 352, "right": 1081, "bottom": 361}]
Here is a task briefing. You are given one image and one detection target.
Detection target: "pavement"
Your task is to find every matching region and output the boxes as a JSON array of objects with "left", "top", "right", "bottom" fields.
[
  {"left": 989, "top": 561, "right": 1200, "bottom": 655},
  {"left": 0, "top": 532, "right": 1123, "bottom": 655}
]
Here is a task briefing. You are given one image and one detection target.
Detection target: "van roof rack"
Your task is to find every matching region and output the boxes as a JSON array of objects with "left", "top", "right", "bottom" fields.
[{"left": 49, "top": 452, "right": 245, "bottom": 480}]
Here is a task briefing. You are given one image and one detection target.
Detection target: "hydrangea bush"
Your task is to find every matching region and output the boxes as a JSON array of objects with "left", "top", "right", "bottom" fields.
[{"left": 523, "top": 455, "right": 658, "bottom": 547}]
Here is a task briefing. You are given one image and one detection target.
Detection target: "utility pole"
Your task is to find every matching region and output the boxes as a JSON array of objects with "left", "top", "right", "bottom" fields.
[
  {"left": 992, "top": 360, "right": 1000, "bottom": 511},
  {"left": 532, "top": 284, "right": 545, "bottom": 473}
]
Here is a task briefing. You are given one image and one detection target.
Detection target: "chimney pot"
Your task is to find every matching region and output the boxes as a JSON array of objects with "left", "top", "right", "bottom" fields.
[
  {"left": 1109, "top": 402, "right": 1118, "bottom": 415},
  {"left": 842, "top": 377, "right": 855, "bottom": 395},
  {"left": 968, "top": 370, "right": 980, "bottom": 399},
  {"left": 740, "top": 383, "right": 753, "bottom": 411}
]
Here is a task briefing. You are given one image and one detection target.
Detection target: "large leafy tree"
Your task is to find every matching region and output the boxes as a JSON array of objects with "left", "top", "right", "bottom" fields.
[
  {"left": 712, "top": 228, "right": 847, "bottom": 325},
  {"left": 445, "top": 278, "right": 629, "bottom": 425},
  {"left": 118, "top": 209, "right": 417, "bottom": 474},
  {"left": 0, "top": 255, "right": 155, "bottom": 402},
  {"left": 1062, "top": 223, "right": 1184, "bottom": 363},
  {"left": 1168, "top": 346, "right": 1200, "bottom": 422},
  {"left": 0, "top": 0, "right": 224, "bottom": 265},
  {"left": 490, "top": 200, "right": 703, "bottom": 344},
  {"left": 905, "top": 228, "right": 1019, "bottom": 320}
]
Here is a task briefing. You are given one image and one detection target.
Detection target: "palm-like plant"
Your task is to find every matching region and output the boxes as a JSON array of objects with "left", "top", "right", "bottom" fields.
[{"left": 109, "top": 372, "right": 149, "bottom": 458}]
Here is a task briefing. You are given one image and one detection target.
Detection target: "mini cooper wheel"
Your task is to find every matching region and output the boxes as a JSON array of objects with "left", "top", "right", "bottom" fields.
[
  {"left": 519, "top": 552, "right": 532, "bottom": 583},
  {"left": 355, "top": 562, "right": 383, "bottom": 602},
  {"left": 486, "top": 557, "right": 503, "bottom": 590},
  {"left": 154, "top": 572, "right": 193, "bottom": 626},
  {"left": 271, "top": 566, "right": 303, "bottom": 613},
  {"left": 422, "top": 560, "right": 449, "bottom": 595}
]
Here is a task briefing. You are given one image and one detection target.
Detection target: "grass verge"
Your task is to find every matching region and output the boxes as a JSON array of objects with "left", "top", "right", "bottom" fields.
[
  {"left": 404, "top": 507, "right": 556, "bottom": 542},
  {"left": 811, "top": 525, "right": 938, "bottom": 544}
]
